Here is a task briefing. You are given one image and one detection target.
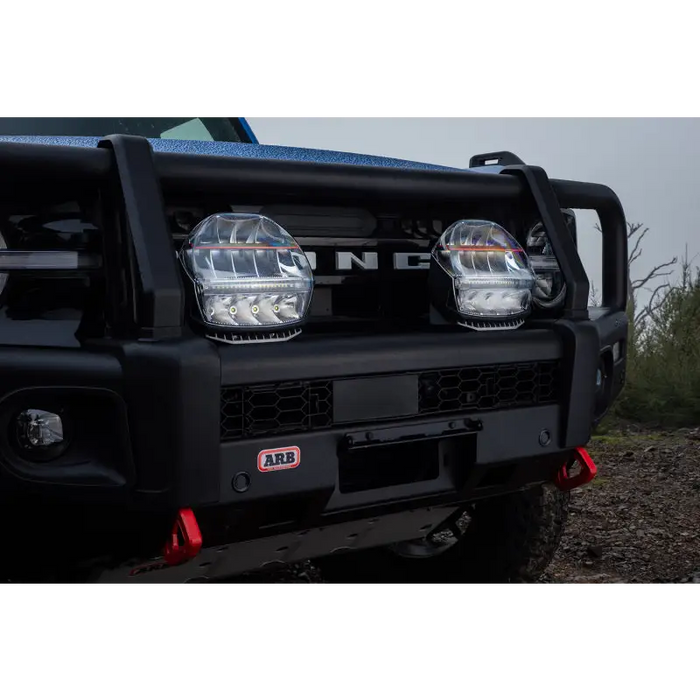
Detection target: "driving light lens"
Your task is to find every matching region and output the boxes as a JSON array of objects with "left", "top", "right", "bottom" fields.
[
  {"left": 179, "top": 213, "right": 313, "bottom": 334},
  {"left": 0, "top": 250, "right": 101, "bottom": 270},
  {"left": 527, "top": 222, "right": 566, "bottom": 309},
  {"left": 0, "top": 227, "right": 101, "bottom": 293},
  {"left": 430, "top": 220, "right": 535, "bottom": 330}
]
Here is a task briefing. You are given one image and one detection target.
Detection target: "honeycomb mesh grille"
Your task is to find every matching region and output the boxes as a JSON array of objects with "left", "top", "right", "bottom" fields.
[
  {"left": 221, "top": 380, "right": 333, "bottom": 441},
  {"left": 221, "top": 362, "right": 559, "bottom": 441},
  {"left": 418, "top": 361, "right": 559, "bottom": 415}
]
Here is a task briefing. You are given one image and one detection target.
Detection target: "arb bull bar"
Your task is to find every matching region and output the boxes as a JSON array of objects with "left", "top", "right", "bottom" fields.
[{"left": 0, "top": 137, "right": 627, "bottom": 578}]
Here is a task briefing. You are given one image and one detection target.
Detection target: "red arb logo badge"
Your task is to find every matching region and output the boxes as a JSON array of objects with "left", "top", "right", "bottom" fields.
[{"left": 258, "top": 446, "right": 301, "bottom": 472}]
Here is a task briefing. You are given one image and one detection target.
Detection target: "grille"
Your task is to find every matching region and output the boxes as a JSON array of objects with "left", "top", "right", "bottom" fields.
[
  {"left": 418, "top": 361, "right": 559, "bottom": 415},
  {"left": 220, "top": 361, "right": 559, "bottom": 441},
  {"left": 221, "top": 380, "right": 333, "bottom": 441}
]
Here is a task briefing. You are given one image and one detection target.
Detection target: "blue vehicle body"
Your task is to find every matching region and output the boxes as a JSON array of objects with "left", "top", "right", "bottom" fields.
[{"left": 0, "top": 119, "right": 505, "bottom": 175}]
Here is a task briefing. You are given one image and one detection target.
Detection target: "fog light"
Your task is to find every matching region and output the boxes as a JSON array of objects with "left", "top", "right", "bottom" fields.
[{"left": 15, "top": 409, "right": 65, "bottom": 458}]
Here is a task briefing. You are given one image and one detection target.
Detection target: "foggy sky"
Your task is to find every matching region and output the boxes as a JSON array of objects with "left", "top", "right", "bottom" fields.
[{"left": 250, "top": 118, "right": 700, "bottom": 304}]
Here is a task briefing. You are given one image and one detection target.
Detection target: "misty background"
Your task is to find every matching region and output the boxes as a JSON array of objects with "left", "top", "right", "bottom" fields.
[{"left": 250, "top": 118, "right": 700, "bottom": 305}]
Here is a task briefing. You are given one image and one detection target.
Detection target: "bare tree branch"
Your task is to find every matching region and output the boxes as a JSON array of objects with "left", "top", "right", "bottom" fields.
[
  {"left": 634, "top": 282, "right": 670, "bottom": 326},
  {"left": 631, "top": 258, "right": 678, "bottom": 292},
  {"left": 629, "top": 234, "right": 647, "bottom": 266},
  {"left": 594, "top": 220, "right": 677, "bottom": 339},
  {"left": 648, "top": 282, "right": 670, "bottom": 310},
  {"left": 627, "top": 223, "right": 648, "bottom": 268},
  {"left": 626, "top": 222, "right": 644, "bottom": 236},
  {"left": 595, "top": 221, "right": 675, "bottom": 308}
]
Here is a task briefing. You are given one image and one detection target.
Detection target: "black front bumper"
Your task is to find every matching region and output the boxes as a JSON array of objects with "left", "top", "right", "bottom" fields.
[{"left": 0, "top": 313, "right": 627, "bottom": 522}]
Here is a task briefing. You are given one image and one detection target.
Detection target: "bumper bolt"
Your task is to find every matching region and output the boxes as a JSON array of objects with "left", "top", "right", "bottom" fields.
[{"left": 539, "top": 430, "right": 551, "bottom": 447}]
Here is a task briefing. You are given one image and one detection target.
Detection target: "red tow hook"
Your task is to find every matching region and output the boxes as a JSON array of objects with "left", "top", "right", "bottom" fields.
[
  {"left": 554, "top": 446, "right": 598, "bottom": 491},
  {"left": 163, "top": 508, "right": 203, "bottom": 566}
]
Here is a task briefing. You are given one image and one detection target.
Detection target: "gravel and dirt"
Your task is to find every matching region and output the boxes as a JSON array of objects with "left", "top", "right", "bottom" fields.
[
  {"left": 543, "top": 427, "right": 700, "bottom": 583},
  {"left": 233, "top": 427, "right": 700, "bottom": 584}
]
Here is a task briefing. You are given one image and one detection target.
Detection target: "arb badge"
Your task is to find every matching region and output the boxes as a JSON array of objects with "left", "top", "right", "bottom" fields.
[{"left": 258, "top": 446, "right": 301, "bottom": 472}]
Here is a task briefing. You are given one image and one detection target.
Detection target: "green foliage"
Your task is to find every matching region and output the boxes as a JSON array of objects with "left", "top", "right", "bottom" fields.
[{"left": 613, "top": 259, "right": 700, "bottom": 427}]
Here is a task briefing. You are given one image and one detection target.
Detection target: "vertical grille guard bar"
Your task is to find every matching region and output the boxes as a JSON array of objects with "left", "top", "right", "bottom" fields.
[
  {"left": 502, "top": 165, "right": 590, "bottom": 319},
  {"left": 98, "top": 135, "right": 184, "bottom": 339}
]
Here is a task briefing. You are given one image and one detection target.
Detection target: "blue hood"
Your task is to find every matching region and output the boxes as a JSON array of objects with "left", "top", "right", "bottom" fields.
[{"left": 0, "top": 134, "right": 504, "bottom": 174}]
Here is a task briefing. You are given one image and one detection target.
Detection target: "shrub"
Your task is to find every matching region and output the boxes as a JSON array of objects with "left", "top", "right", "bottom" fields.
[{"left": 613, "top": 261, "right": 700, "bottom": 427}]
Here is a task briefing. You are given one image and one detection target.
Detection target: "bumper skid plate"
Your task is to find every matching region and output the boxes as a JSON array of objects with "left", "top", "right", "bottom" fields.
[{"left": 97, "top": 505, "right": 458, "bottom": 583}]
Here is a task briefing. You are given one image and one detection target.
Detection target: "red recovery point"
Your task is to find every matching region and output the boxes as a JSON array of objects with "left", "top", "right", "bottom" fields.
[
  {"left": 554, "top": 446, "right": 598, "bottom": 491},
  {"left": 163, "top": 508, "right": 203, "bottom": 566}
]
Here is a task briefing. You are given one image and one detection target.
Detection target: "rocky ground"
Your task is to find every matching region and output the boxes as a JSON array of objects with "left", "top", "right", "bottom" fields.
[
  {"left": 543, "top": 427, "right": 700, "bottom": 583},
  {"left": 234, "top": 427, "right": 700, "bottom": 584}
]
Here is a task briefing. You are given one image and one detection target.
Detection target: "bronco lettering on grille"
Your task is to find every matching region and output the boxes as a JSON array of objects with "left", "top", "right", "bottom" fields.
[{"left": 303, "top": 251, "right": 431, "bottom": 271}]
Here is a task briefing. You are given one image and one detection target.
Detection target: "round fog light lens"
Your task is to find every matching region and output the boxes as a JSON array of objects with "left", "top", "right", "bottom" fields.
[{"left": 16, "top": 409, "right": 65, "bottom": 453}]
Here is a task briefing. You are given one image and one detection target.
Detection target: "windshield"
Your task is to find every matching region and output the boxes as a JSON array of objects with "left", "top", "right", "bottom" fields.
[{"left": 0, "top": 118, "right": 251, "bottom": 143}]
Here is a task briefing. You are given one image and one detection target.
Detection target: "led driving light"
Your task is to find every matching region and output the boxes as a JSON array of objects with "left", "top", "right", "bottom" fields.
[
  {"left": 0, "top": 250, "right": 101, "bottom": 271},
  {"left": 429, "top": 220, "right": 535, "bottom": 330},
  {"left": 0, "top": 228, "right": 101, "bottom": 298},
  {"left": 179, "top": 213, "right": 313, "bottom": 343},
  {"left": 526, "top": 222, "right": 566, "bottom": 309}
]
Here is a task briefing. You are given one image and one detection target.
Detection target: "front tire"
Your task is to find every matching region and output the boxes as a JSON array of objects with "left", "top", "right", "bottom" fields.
[{"left": 318, "top": 484, "right": 569, "bottom": 583}]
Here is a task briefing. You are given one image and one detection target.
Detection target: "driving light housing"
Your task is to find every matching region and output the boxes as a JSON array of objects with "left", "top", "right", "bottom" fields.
[
  {"left": 179, "top": 213, "right": 313, "bottom": 343},
  {"left": 527, "top": 221, "right": 566, "bottom": 309},
  {"left": 429, "top": 220, "right": 536, "bottom": 330}
]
